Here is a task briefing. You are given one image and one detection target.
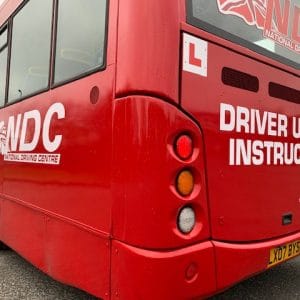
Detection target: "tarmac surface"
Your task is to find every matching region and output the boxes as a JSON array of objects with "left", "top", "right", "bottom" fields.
[{"left": 0, "top": 249, "right": 299, "bottom": 299}]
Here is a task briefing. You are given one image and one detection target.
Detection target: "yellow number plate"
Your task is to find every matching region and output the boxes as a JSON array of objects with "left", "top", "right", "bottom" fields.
[{"left": 268, "top": 240, "right": 300, "bottom": 268}]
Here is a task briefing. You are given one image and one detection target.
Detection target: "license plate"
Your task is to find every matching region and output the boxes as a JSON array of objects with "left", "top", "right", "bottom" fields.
[{"left": 268, "top": 240, "right": 300, "bottom": 268}]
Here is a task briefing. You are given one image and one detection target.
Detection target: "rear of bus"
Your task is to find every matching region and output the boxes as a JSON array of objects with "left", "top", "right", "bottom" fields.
[
  {"left": 181, "top": 0, "right": 300, "bottom": 295},
  {"left": 111, "top": 0, "right": 300, "bottom": 298}
]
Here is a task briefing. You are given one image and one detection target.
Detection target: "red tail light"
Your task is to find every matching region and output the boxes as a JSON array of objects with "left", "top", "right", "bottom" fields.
[{"left": 174, "top": 134, "right": 193, "bottom": 160}]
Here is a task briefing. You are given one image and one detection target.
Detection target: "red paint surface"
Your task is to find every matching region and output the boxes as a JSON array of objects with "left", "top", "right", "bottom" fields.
[
  {"left": 0, "top": 0, "right": 299, "bottom": 299},
  {"left": 213, "top": 231, "right": 300, "bottom": 291},
  {"left": 116, "top": 0, "right": 180, "bottom": 102},
  {"left": 111, "top": 240, "right": 216, "bottom": 300},
  {"left": 112, "top": 96, "right": 210, "bottom": 250}
]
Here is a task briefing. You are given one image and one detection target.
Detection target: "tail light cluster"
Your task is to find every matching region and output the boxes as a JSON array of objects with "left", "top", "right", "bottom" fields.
[{"left": 173, "top": 134, "right": 197, "bottom": 235}]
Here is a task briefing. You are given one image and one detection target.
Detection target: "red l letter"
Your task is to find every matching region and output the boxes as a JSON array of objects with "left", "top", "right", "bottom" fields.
[{"left": 189, "top": 43, "right": 202, "bottom": 67}]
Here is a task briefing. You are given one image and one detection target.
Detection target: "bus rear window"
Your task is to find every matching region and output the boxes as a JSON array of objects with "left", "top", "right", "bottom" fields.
[{"left": 187, "top": 0, "right": 299, "bottom": 69}]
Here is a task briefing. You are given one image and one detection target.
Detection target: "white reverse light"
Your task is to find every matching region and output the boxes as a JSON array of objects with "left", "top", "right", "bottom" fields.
[{"left": 178, "top": 207, "right": 196, "bottom": 234}]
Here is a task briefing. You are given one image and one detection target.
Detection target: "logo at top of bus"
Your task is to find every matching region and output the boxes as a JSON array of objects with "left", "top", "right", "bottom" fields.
[
  {"left": 217, "top": 0, "right": 300, "bottom": 53},
  {"left": 0, "top": 102, "right": 65, "bottom": 165},
  {"left": 217, "top": 0, "right": 267, "bottom": 29}
]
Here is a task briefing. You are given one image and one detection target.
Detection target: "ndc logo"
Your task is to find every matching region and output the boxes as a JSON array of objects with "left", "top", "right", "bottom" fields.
[
  {"left": 0, "top": 102, "right": 65, "bottom": 165},
  {"left": 217, "top": 0, "right": 300, "bottom": 53}
]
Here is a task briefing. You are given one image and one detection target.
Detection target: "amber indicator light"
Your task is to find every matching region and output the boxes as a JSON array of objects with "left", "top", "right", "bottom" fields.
[{"left": 176, "top": 170, "right": 194, "bottom": 196}]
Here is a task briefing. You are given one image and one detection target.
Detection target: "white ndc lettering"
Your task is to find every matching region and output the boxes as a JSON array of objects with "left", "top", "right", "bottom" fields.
[
  {"left": 19, "top": 110, "right": 41, "bottom": 152},
  {"left": 6, "top": 114, "right": 22, "bottom": 152},
  {"left": 42, "top": 103, "right": 65, "bottom": 152},
  {"left": 0, "top": 102, "right": 65, "bottom": 162}
]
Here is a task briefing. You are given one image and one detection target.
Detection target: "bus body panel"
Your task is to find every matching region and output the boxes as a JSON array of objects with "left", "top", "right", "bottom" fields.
[
  {"left": 110, "top": 231, "right": 300, "bottom": 300},
  {"left": 0, "top": 67, "right": 115, "bottom": 298},
  {"left": 213, "top": 231, "right": 300, "bottom": 291},
  {"left": 181, "top": 24, "right": 300, "bottom": 242},
  {"left": 111, "top": 239, "right": 216, "bottom": 300},
  {"left": 0, "top": 1, "right": 120, "bottom": 298},
  {"left": 116, "top": 0, "right": 180, "bottom": 103},
  {"left": 112, "top": 96, "right": 210, "bottom": 249},
  {"left": 0, "top": 0, "right": 119, "bottom": 231},
  {"left": 0, "top": 196, "right": 111, "bottom": 298},
  {"left": 1, "top": 67, "right": 115, "bottom": 233}
]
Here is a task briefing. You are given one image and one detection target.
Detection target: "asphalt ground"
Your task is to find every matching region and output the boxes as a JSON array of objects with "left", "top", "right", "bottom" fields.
[{"left": 0, "top": 249, "right": 299, "bottom": 299}]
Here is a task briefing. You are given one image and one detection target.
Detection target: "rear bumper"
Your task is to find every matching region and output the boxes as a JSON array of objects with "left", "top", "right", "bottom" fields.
[
  {"left": 213, "top": 231, "right": 300, "bottom": 292},
  {"left": 111, "top": 240, "right": 216, "bottom": 300},
  {"left": 111, "top": 231, "right": 300, "bottom": 300}
]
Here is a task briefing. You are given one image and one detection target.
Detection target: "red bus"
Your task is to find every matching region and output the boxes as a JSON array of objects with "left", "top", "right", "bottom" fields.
[{"left": 0, "top": 0, "right": 299, "bottom": 299}]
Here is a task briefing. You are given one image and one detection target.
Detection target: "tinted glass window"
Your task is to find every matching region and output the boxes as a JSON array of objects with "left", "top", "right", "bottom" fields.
[
  {"left": 0, "top": 27, "right": 7, "bottom": 49},
  {"left": 0, "top": 27, "right": 8, "bottom": 107},
  {"left": 187, "top": 0, "right": 299, "bottom": 69},
  {"left": 0, "top": 47, "right": 7, "bottom": 106},
  {"left": 54, "top": 0, "right": 107, "bottom": 84},
  {"left": 8, "top": 0, "right": 52, "bottom": 102}
]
